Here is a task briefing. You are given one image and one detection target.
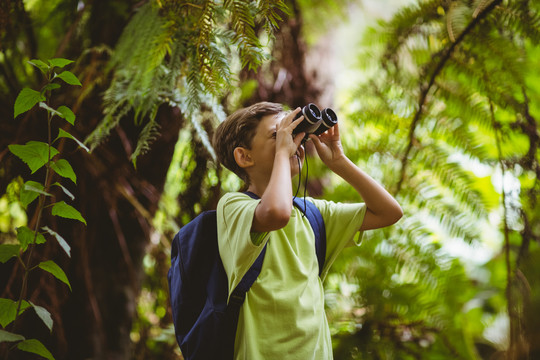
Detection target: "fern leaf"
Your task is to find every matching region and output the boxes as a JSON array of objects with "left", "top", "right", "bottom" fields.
[
  {"left": 257, "top": 0, "right": 288, "bottom": 33},
  {"left": 225, "top": 0, "right": 266, "bottom": 70},
  {"left": 446, "top": 1, "right": 471, "bottom": 42},
  {"left": 131, "top": 114, "right": 161, "bottom": 166},
  {"left": 473, "top": 0, "right": 495, "bottom": 18}
]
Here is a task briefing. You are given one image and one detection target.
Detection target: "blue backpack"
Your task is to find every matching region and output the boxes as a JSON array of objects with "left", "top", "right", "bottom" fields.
[{"left": 167, "top": 192, "right": 326, "bottom": 360}]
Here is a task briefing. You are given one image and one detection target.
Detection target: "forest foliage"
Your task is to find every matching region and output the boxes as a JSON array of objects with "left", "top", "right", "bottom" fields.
[
  {"left": 323, "top": 0, "right": 540, "bottom": 358},
  {"left": 1, "top": 0, "right": 540, "bottom": 359},
  {"left": 1, "top": 59, "right": 85, "bottom": 359},
  {"left": 134, "top": 0, "right": 540, "bottom": 358}
]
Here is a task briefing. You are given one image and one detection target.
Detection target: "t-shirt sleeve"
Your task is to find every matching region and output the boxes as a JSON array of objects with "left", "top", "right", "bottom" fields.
[
  {"left": 216, "top": 192, "right": 270, "bottom": 296},
  {"left": 308, "top": 198, "right": 366, "bottom": 280}
]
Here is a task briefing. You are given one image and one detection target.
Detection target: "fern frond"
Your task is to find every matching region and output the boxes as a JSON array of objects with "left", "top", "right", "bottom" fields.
[
  {"left": 472, "top": 0, "right": 495, "bottom": 18},
  {"left": 110, "top": 3, "right": 166, "bottom": 72},
  {"left": 225, "top": 0, "right": 266, "bottom": 70},
  {"left": 192, "top": 1, "right": 233, "bottom": 97},
  {"left": 189, "top": 113, "right": 216, "bottom": 162},
  {"left": 167, "top": 86, "right": 224, "bottom": 162},
  {"left": 86, "top": 2, "right": 169, "bottom": 150},
  {"left": 433, "top": 78, "right": 492, "bottom": 130},
  {"left": 257, "top": 0, "right": 288, "bottom": 34},
  {"left": 443, "top": 50, "right": 522, "bottom": 113},
  {"left": 186, "top": 48, "right": 204, "bottom": 114},
  {"left": 131, "top": 112, "right": 161, "bottom": 166},
  {"left": 149, "top": 20, "right": 176, "bottom": 73},
  {"left": 405, "top": 179, "right": 485, "bottom": 243},
  {"left": 381, "top": 0, "right": 442, "bottom": 67},
  {"left": 85, "top": 99, "right": 130, "bottom": 151},
  {"left": 446, "top": 1, "right": 472, "bottom": 42},
  {"left": 90, "top": 0, "right": 282, "bottom": 162},
  {"left": 411, "top": 141, "right": 490, "bottom": 219},
  {"left": 493, "top": 2, "right": 540, "bottom": 44}
]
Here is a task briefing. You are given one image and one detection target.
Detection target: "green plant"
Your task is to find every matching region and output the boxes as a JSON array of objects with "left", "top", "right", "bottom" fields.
[
  {"left": 325, "top": 0, "right": 540, "bottom": 358},
  {"left": 0, "top": 58, "right": 86, "bottom": 360},
  {"left": 85, "top": 0, "right": 289, "bottom": 166}
]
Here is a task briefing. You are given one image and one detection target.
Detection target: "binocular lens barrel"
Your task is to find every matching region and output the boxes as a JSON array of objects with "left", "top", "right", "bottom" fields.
[
  {"left": 307, "top": 106, "right": 320, "bottom": 121},
  {"left": 293, "top": 103, "right": 338, "bottom": 139},
  {"left": 314, "top": 108, "right": 338, "bottom": 136}
]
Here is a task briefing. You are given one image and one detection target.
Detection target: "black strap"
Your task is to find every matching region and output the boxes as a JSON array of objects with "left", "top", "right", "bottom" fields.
[
  {"left": 242, "top": 191, "right": 326, "bottom": 275},
  {"left": 292, "top": 196, "right": 326, "bottom": 276},
  {"left": 223, "top": 245, "right": 267, "bottom": 358}
]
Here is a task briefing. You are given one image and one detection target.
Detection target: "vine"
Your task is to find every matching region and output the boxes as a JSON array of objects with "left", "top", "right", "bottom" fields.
[{"left": 0, "top": 58, "right": 86, "bottom": 360}]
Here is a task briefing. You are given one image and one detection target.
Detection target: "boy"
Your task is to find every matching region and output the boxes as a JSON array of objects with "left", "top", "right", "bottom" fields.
[{"left": 212, "top": 102, "right": 402, "bottom": 359}]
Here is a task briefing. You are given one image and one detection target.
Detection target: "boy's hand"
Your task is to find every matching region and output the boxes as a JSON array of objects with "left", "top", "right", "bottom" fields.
[
  {"left": 309, "top": 123, "right": 346, "bottom": 168},
  {"left": 276, "top": 108, "right": 305, "bottom": 157}
]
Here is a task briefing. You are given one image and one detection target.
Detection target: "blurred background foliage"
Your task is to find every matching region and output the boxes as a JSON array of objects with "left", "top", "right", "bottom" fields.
[{"left": 1, "top": 0, "right": 539, "bottom": 359}]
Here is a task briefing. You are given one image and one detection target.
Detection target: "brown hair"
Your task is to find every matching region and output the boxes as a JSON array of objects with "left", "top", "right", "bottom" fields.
[{"left": 213, "top": 102, "right": 284, "bottom": 184}]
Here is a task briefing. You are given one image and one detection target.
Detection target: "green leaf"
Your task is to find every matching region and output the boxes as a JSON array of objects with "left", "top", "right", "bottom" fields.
[
  {"left": 39, "top": 102, "right": 63, "bottom": 118},
  {"left": 29, "top": 302, "right": 53, "bottom": 332},
  {"left": 51, "top": 201, "right": 86, "bottom": 225},
  {"left": 0, "top": 244, "right": 20, "bottom": 263},
  {"left": 42, "top": 226, "right": 71, "bottom": 257},
  {"left": 50, "top": 159, "right": 76, "bottom": 184},
  {"left": 57, "top": 106, "right": 75, "bottom": 125},
  {"left": 28, "top": 59, "right": 49, "bottom": 74},
  {"left": 8, "top": 141, "right": 59, "bottom": 173},
  {"left": 38, "top": 260, "right": 71, "bottom": 291},
  {"left": 52, "top": 182, "right": 74, "bottom": 201},
  {"left": 55, "top": 70, "right": 81, "bottom": 86},
  {"left": 0, "top": 329, "right": 25, "bottom": 343},
  {"left": 41, "top": 83, "right": 61, "bottom": 93},
  {"left": 48, "top": 58, "right": 74, "bottom": 69},
  {"left": 17, "top": 339, "right": 55, "bottom": 360},
  {"left": 56, "top": 128, "right": 90, "bottom": 152},
  {"left": 21, "top": 181, "right": 51, "bottom": 208},
  {"left": 14, "top": 88, "right": 46, "bottom": 118},
  {"left": 16, "top": 226, "right": 46, "bottom": 251},
  {"left": 0, "top": 298, "right": 30, "bottom": 327},
  {"left": 15, "top": 226, "right": 33, "bottom": 251}
]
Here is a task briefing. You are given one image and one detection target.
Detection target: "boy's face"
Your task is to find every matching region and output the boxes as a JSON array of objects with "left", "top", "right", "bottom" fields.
[{"left": 247, "top": 113, "right": 305, "bottom": 179}]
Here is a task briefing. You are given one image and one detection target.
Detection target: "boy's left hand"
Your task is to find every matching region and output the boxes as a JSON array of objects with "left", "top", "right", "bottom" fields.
[{"left": 309, "top": 123, "right": 346, "bottom": 168}]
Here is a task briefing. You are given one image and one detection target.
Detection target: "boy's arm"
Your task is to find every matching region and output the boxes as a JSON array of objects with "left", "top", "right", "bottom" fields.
[
  {"left": 251, "top": 109, "right": 305, "bottom": 232},
  {"left": 309, "top": 124, "right": 403, "bottom": 231}
]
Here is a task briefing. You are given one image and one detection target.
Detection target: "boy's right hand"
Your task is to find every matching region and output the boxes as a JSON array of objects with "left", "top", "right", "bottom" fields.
[{"left": 275, "top": 107, "right": 305, "bottom": 157}]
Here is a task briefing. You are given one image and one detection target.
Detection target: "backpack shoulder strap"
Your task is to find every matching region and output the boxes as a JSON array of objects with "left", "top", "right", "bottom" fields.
[
  {"left": 292, "top": 197, "right": 327, "bottom": 276},
  {"left": 227, "top": 191, "right": 268, "bottom": 308},
  {"left": 240, "top": 191, "right": 327, "bottom": 276},
  {"left": 244, "top": 191, "right": 326, "bottom": 281},
  {"left": 222, "top": 192, "right": 268, "bottom": 355},
  {"left": 227, "top": 245, "right": 267, "bottom": 307}
]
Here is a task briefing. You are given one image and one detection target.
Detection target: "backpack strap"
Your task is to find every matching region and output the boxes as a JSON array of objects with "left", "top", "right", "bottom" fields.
[
  {"left": 292, "top": 197, "right": 326, "bottom": 276},
  {"left": 222, "top": 193, "right": 269, "bottom": 357},
  {"left": 223, "top": 250, "right": 267, "bottom": 358},
  {"left": 227, "top": 191, "right": 268, "bottom": 309},
  {"left": 222, "top": 192, "right": 327, "bottom": 356},
  {"left": 243, "top": 191, "right": 326, "bottom": 276}
]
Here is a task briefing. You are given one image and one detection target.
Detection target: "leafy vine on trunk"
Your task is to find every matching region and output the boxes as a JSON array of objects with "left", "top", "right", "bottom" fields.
[{"left": 0, "top": 58, "right": 85, "bottom": 360}]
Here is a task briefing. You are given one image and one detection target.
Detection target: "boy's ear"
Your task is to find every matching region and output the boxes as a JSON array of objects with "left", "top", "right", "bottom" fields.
[{"left": 233, "top": 147, "right": 254, "bottom": 168}]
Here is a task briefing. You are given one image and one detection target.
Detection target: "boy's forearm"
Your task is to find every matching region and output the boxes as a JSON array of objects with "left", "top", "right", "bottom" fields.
[
  {"left": 262, "top": 151, "right": 293, "bottom": 210},
  {"left": 329, "top": 157, "right": 403, "bottom": 229},
  {"left": 253, "top": 151, "right": 293, "bottom": 231}
]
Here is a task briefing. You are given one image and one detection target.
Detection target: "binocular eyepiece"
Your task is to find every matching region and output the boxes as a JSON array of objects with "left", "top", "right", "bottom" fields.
[{"left": 293, "top": 103, "right": 338, "bottom": 140}]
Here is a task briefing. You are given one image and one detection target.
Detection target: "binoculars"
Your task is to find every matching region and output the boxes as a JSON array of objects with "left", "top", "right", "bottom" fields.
[{"left": 292, "top": 103, "right": 338, "bottom": 140}]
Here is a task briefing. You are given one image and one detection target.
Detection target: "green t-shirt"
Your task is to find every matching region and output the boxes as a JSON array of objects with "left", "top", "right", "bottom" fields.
[{"left": 217, "top": 192, "right": 366, "bottom": 360}]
